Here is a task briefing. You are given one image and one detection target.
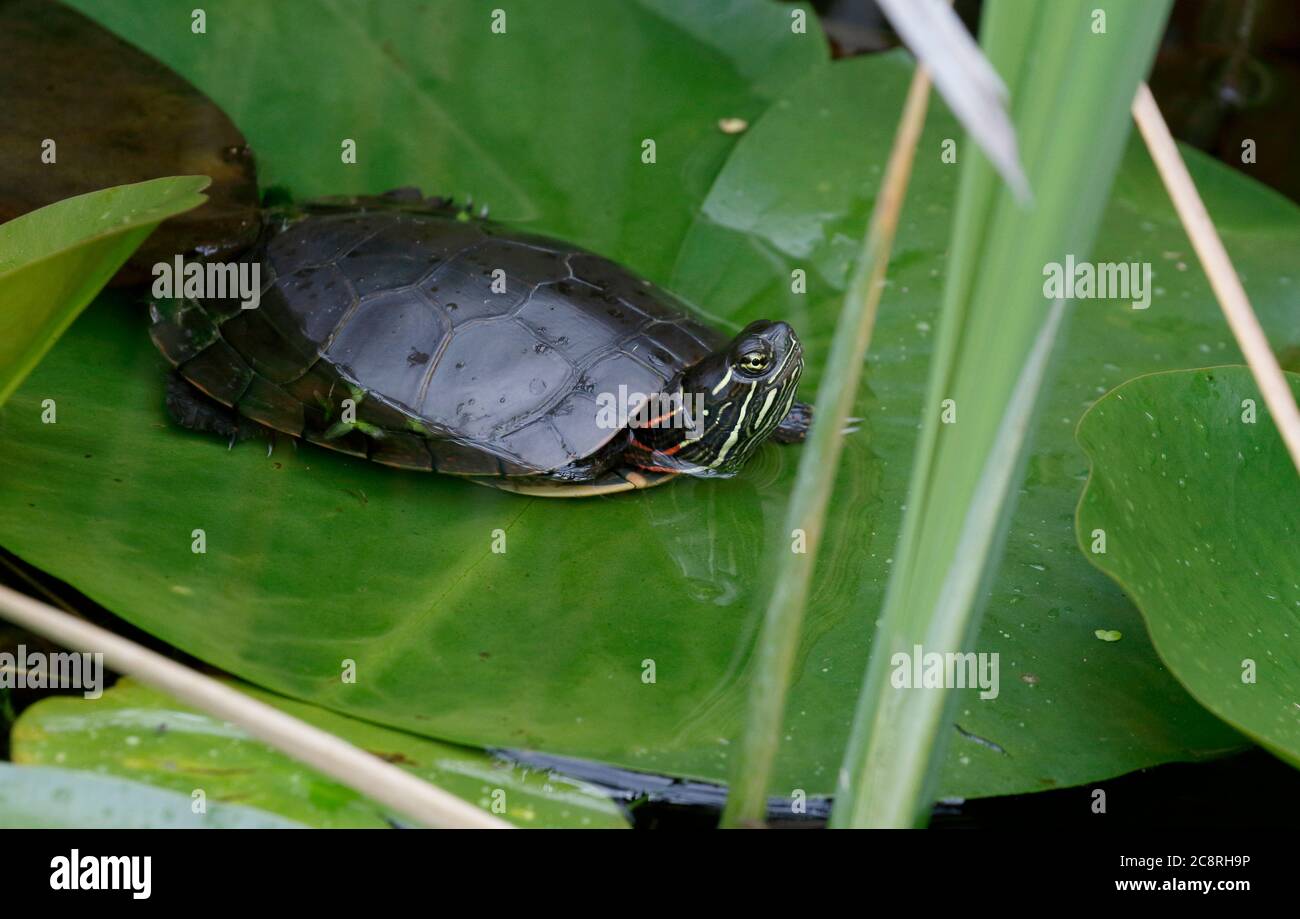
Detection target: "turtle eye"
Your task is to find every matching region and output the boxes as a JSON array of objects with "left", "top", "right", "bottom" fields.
[{"left": 736, "top": 348, "right": 771, "bottom": 374}]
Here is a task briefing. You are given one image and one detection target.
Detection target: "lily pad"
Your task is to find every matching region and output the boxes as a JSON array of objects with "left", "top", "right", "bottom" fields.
[
  {"left": 1076, "top": 367, "right": 1300, "bottom": 766},
  {"left": 0, "top": 0, "right": 1293, "bottom": 799},
  {"left": 11, "top": 678, "right": 628, "bottom": 828},
  {"left": 0, "top": 762, "right": 303, "bottom": 828},
  {"left": 0, "top": 176, "right": 209, "bottom": 405}
]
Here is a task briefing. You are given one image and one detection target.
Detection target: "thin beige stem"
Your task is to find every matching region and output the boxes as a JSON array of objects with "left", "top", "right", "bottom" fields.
[
  {"left": 0, "top": 584, "right": 510, "bottom": 829},
  {"left": 720, "top": 64, "right": 933, "bottom": 827},
  {"left": 1132, "top": 83, "right": 1300, "bottom": 474}
]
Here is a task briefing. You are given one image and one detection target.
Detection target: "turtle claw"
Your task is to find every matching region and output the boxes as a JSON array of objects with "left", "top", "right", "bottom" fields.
[{"left": 842, "top": 415, "right": 863, "bottom": 436}]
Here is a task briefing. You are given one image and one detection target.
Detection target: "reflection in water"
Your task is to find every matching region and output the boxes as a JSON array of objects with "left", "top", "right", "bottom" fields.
[
  {"left": 640, "top": 463, "right": 766, "bottom": 608},
  {"left": 636, "top": 397, "right": 885, "bottom": 743}
]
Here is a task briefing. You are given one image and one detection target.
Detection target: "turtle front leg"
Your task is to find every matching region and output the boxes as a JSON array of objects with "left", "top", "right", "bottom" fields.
[
  {"left": 771, "top": 401, "right": 813, "bottom": 444},
  {"left": 770, "top": 402, "right": 864, "bottom": 443}
]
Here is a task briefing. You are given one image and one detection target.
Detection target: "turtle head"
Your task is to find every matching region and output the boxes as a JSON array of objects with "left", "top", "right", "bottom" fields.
[{"left": 665, "top": 319, "right": 805, "bottom": 475}]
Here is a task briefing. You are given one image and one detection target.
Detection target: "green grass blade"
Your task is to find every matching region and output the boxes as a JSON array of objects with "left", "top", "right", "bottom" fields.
[
  {"left": 720, "top": 66, "right": 934, "bottom": 828},
  {"left": 830, "top": 0, "right": 1172, "bottom": 828}
]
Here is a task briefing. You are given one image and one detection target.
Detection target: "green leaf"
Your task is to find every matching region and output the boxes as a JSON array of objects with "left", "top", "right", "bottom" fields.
[
  {"left": 1076, "top": 367, "right": 1300, "bottom": 766},
  {"left": 1, "top": 2, "right": 1290, "bottom": 800},
  {"left": 0, "top": 762, "right": 304, "bottom": 828},
  {"left": 0, "top": 176, "right": 209, "bottom": 405},
  {"left": 11, "top": 678, "right": 628, "bottom": 828}
]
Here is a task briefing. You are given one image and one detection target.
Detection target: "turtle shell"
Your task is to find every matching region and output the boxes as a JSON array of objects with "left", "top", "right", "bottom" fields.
[{"left": 150, "top": 201, "right": 725, "bottom": 478}]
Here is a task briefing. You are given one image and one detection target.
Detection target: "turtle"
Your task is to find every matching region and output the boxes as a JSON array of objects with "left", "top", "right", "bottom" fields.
[{"left": 149, "top": 190, "right": 813, "bottom": 497}]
